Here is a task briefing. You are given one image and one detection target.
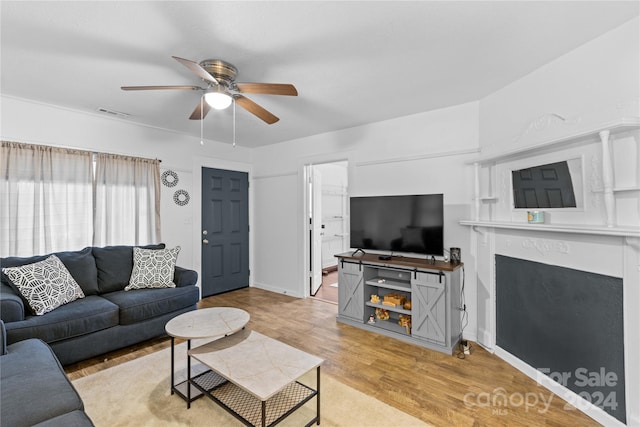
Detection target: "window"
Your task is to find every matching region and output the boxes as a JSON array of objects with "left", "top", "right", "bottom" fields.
[{"left": 0, "top": 142, "right": 160, "bottom": 257}]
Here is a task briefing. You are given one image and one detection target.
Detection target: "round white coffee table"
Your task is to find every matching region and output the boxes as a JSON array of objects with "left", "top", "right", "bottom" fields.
[{"left": 165, "top": 307, "right": 250, "bottom": 404}]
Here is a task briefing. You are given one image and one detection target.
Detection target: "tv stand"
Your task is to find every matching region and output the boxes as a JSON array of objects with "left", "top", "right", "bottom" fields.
[{"left": 335, "top": 252, "right": 463, "bottom": 355}]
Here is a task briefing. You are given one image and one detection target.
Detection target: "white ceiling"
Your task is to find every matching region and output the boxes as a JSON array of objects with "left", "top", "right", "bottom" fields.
[{"left": 1, "top": 1, "right": 638, "bottom": 148}]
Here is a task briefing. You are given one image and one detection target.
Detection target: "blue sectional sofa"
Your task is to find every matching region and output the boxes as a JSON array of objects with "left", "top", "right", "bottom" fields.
[
  {"left": 0, "top": 320, "right": 94, "bottom": 426},
  {"left": 0, "top": 244, "right": 199, "bottom": 366}
]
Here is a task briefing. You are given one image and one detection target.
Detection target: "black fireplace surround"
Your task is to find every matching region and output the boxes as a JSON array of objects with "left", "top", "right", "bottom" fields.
[{"left": 496, "top": 255, "right": 625, "bottom": 423}]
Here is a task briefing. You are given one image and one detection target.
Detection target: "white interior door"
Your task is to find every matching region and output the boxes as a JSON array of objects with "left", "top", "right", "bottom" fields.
[{"left": 311, "top": 167, "right": 323, "bottom": 295}]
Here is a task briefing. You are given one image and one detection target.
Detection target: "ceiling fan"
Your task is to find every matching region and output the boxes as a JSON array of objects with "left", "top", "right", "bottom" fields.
[{"left": 121, "top": 56, "right": 298, "bottom": 124}]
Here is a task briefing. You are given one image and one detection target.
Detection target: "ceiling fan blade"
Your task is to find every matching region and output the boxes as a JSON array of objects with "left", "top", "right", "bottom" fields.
[
  {"left": 235, "top": 83, "right": 298, "bottom": 96},
  {"left": 189, "top": 99, "right": 211, "bottom": 120},
  {"left": 121, "top": 85, "right": 203, "bottom": 91},
  {"left": 172, "top": 56, "right": 219, "bottom": 85},
  {"left": 234, "top": 95, "right": 279, "bottom": 124}
]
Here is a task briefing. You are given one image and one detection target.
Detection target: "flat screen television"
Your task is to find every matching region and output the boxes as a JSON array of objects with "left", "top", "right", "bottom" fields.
[{"left": 350, "top": 194, "right": 444, "bottom": 256}]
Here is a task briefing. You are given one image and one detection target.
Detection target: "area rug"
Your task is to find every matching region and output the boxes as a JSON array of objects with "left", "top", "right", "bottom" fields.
[{"left": 72, "top": 341, "right": 429, "bottom": 427}]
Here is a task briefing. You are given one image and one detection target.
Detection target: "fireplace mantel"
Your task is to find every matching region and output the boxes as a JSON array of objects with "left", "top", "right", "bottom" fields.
[
  {"left": 460, "top": 220, "right": 640, "bottom": 238},
  {"left": 465, "top": 114, "right": 640, "bottom": 229}
]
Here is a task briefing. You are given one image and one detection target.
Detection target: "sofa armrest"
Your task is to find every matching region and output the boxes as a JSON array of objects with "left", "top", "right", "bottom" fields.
[
  {"left": 0, "top": 284, "right": 25, "bottom": 323},
  {"left": 0, "top": 320, "right": 6, "bottom": 356},
  {"left": 173, "top": 266, "right": 198, "bottom": 288}
]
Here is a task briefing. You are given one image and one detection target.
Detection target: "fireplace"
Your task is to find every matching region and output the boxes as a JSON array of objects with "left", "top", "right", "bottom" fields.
[
  {"left": 461, "top": 113, "right": 639, "bottom": 425},
  {"left": 495, "top": 255, "right": 625, "bottom": 422}
]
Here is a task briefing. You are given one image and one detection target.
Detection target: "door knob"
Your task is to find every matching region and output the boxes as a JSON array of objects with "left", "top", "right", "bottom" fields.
[
  {"left": 202, "top": 239, "right": 209, "bottom": 244},
  {"left": 202, "top": 230, "right": 208, "bottom": 235}
]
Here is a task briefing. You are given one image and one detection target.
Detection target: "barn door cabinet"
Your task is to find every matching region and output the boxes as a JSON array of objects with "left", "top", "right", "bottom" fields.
[
  {"left": 337, "top": 260, "right": 364, "bottom": 321},
  {"left": 335, "top": 252, "right": 463, "bottom": 355}
]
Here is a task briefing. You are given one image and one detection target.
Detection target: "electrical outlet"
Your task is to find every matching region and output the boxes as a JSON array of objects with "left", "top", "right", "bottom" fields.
[{"left": 463, "top": 341, "right": 470, "bottom": 355}]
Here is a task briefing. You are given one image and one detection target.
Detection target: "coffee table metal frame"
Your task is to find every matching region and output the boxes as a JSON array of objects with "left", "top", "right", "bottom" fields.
[
  {"left": 187, "top": 330, "right": 322, "bottom": 427},
  {"left": 164, "top": 307, "right": 250, "bottom": 404},
  {"left": 189, "top": 367, "right": 320, "bottom": 427}
]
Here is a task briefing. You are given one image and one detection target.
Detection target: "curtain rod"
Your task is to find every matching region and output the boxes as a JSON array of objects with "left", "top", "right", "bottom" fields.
[{"left": 1, "top": 140, "right": 161, "bottom": 163}]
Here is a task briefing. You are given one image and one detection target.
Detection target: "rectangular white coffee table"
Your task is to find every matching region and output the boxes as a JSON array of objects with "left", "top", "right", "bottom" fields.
[{"left": 188, "top": 329, "right": 323, "bottom": 427}]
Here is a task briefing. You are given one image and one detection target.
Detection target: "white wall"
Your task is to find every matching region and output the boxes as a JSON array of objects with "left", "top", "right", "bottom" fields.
[
  {"left": 479, "top": 16, "right": 639, "bottom": 151},
  {"left": 160, "top": 168, "right": 193, "bottom": 268},
  {"left": 251, "top": 101, "right": 479, "bottom": 340},
  {"left": 0, "top": 95, "right": 254, "bottom": 272}
]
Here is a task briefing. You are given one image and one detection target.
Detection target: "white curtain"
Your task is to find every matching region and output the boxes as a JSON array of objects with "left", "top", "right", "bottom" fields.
[
  {"left": 0, "top": 142, "right": 94, "bottom": 257},
  {"left": 93, "top": 153, "right": 161, "bottom": 246}
]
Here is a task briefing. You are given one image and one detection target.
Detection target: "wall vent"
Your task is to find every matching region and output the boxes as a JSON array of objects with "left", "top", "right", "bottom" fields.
[{"left": 97, "top": 107, "right": 131, "bottom": 118}]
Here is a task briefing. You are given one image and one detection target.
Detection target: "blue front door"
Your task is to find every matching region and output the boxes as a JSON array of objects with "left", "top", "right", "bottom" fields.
[{"left": 201, "top": 167, "right": 249, "bottom": 297}]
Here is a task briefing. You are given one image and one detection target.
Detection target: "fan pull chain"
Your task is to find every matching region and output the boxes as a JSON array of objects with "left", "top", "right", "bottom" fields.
[
  {"left": 200, "top": 95, "right": 204, "bottom": 145},
  {"left": 233, "top": 98, "right": 236, "bottom": 148}
]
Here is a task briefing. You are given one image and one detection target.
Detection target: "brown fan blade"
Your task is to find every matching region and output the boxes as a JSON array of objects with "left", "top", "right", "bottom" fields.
[
  {"left": 121, "top": 85, "right": 203, "bottom": 91},
  {"left": 234, "top": 95, "right": 279, "bottom": 124},
  {"left": 189, "top": 99, "right": 212, "bottom": 120},
  {"left": 235, "top": 83, "right": 298, "bottom": 96},
  {"left": 172, "top": 56, "right": 219, "bottom": 85}
]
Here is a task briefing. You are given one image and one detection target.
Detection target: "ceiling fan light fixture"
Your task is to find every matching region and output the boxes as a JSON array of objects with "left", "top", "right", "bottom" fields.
[{"left": 204, "top": 91, "right": 232, "bottom": 110}]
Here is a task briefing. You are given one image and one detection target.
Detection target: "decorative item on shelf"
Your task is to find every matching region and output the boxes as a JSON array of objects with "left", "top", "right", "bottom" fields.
[
  {"left": 161, "top": 170, "right": 179, "bottom": 187},
  {"left": 173, "top": 189, "right": 190, "bottom": 206},
  {"left": 383, "top": 293, "right": 406, "bottom": 307},
  {"left": 377, "top": 278, "right": 386, "bottom": 283},
  {"left": 450, "top": 247, "right": 461, "bottom": 264},
  {"left": 367, "top": 314, "right": 376, "bottom": 324},
  {"left": 398, "top": 314, "right": 412, "bottom": 334},
  {"left": 527, "top": 210, "right": 545, "bottom": 224},
  {"left": 370, "top": 294, "right": 380, "bottom": 304},
  {"left": 375, "top": 308, "right": 389, "bottom": 320},
  {"left": 403, "top": 300, "right": 412, "bottom": 310}
]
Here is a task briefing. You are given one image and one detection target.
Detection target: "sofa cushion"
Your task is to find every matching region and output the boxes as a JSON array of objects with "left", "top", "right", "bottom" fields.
[
  {"left": 101, "top": 285, "right": 200, "bottom": 325},
  {"left": 2, "top": 255, "right": 85, "bottom": 315},
  {"left": 92, "top": 244, "right": 165, "bottom": 294},
  {"left": 3, "top": 295, "right": 119, "bottom": 344},
  {"left": 1, "top": 247, "right": 99, "bottom": 297},
  {"left": 126, "top": 246, "right": 180, "bottom": 290},
  {"left": 0, "top": 339, "right": 85, "bottom": 427}
]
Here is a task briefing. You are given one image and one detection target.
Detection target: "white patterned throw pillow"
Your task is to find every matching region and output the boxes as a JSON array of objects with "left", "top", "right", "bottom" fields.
[
  {"left": 126, "top": 246, "right": 181, "bottom": 291},
  {"left": 2, "top": 254, "right": 85, "bottom": 315}
]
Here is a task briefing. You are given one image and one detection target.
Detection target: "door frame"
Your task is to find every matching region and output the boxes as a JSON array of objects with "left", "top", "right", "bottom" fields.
[
  {"left": 301, "top": 156, "right": 352, "bottom": 298},
  {"left": 309, "top": 165, "right": 323, "bottom": 296},
  {"left": 193, "top": 157, "right": 253, "bottom": 299}
]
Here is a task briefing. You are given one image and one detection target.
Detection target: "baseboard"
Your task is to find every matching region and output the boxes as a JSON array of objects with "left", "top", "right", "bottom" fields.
[
  {"left": 475, "top": 328, "right": 493, "bottom": 352},
  {"left": 461, "top": 330, "right": 478, "bottom": 345},
  {"left": 251, "top": 282, "right": 305, "bottom": 298},
  {"left": 495, "top": 346, "right": 626, "bottom": 427}
]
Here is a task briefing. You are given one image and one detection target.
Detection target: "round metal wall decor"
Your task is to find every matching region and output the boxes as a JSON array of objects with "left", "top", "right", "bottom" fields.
[
  {"left": 173, "top": 189, "right": 190, "bottom": 206},
  {"left": 161, "top": 170, "right": 179, "bottom": 187}
]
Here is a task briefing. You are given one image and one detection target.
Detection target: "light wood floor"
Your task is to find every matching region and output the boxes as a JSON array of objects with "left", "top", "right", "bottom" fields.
[
  {"left": 65, "top": 287, "right": 599, "bottom": 426},
  {"left": 312, "top": 270, "right": 338, "bottom": 303}
]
